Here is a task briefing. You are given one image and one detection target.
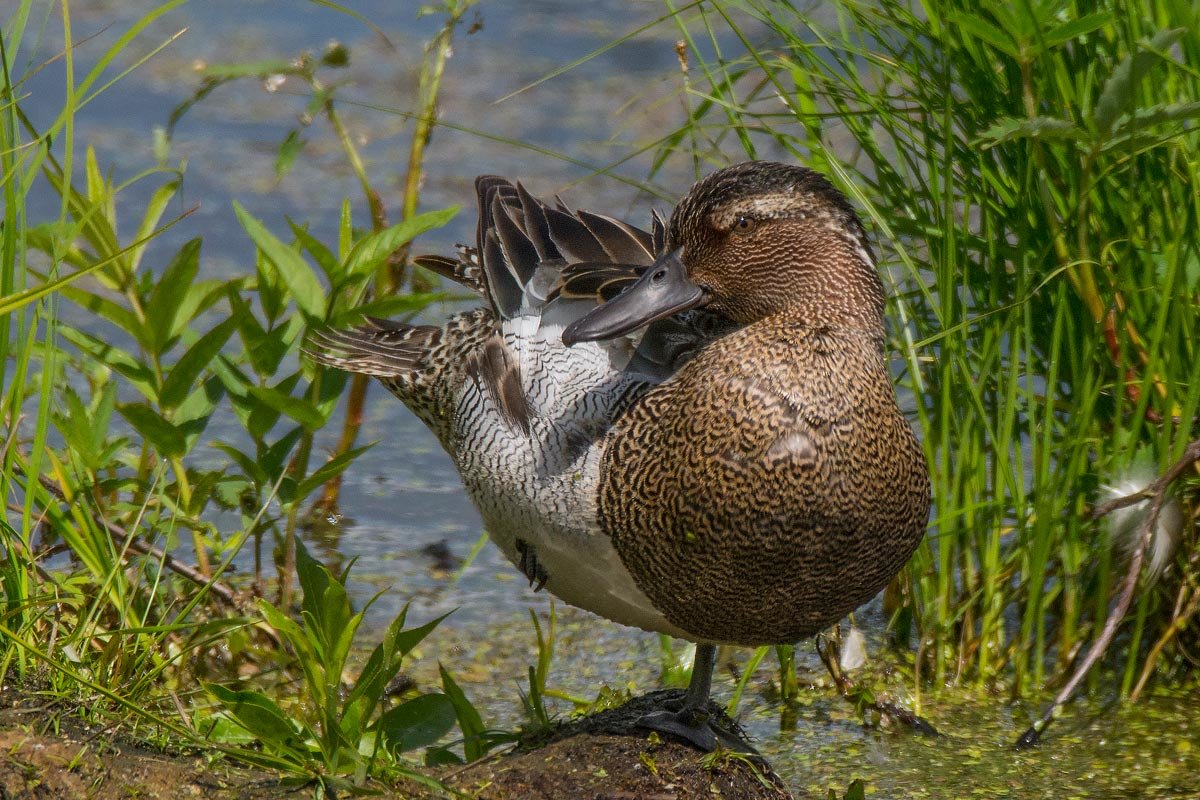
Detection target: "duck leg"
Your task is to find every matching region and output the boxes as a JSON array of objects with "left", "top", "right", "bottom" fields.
[{"left": 637, "top": 644, "right": 757, "bottom": 753}]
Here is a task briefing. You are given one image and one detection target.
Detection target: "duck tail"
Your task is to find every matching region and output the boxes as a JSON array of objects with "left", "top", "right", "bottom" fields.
[{"left": 304, "top": 317, "right": 437, "bottom": 378}]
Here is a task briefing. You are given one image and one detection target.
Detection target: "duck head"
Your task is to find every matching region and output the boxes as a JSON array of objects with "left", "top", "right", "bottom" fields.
[{"left": 562, "top": 161, "right": 886, "bottom": 346}]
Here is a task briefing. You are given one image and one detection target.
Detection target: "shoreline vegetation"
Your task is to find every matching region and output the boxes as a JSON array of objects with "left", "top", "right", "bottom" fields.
[{"left": 3, "top": 1, "right": 1199, "bottom": 797}]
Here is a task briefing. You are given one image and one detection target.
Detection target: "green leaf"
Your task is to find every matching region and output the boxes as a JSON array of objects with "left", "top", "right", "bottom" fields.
[
  {"left": 260, "top": 426, "right": 305, "bottom": 480},
  {"left": 342, "top": 207, "right": 459, "bottom": 280},
  {"left": 1094, "top": 28, "right": 1186, "bottom": 135},
  {"left": 169, "top": 279, "right": 229, "bottom": 342},
  {"left": 378, "top": 694, "right": 457, "bottom": 754},
  {"left": 439, "top": 664, "right": 486, "bottom": 761},
  {"left": 248, "top": 385, "right": 326, "bottom": 432},
  {"left": 296, "top": 540, "right": 351, "bottom": 657},
  {"left": 947, "top": 11, "right": 1017, "bottom": 57},
  {"left": 117, "top": 402, "right": 187, "bottom": 458},
  {"left": 1042, "top": 12, "right": 1111, "bottom": 47},
  {"left": 206, "top": 683, "right": 307, "bottom": 753},
  {"left": 393, "top": 611, "right": 452, "bottom": 659},
  {"left": 289, "top": 219, "right": 342, "bottom": 286},
  {"left": 159, "top": 315, "right": 240, "bottom": 410},
  {"left": 976, "top": 116, "right": 1086, "bottom": 147},
  {"left": 234, "top": 200, "right": 326, "bottom": 319},
  {"left": 89, "top": 380, "right": 119, "bottom": 462},
  {"left": 275, "top": 130, "right": 306, "bottom": 180},
  {"left": 259, "top": 601, "right": 316, "bottom": 662},
  {"left": 130, "top": 178, "right": 181, "bottom": 272},
  {"left": 146, "top": 239, "right": 207, "bottom": 347},
  {"left": 342, "top": 644, "right": 403, "bottom": 736},
  {"left": 1108, "top": 101, "right": 1200, "bottom": 139},
  {"left": 59, "top": 327, "right": 156, "bottom": 399},
  {"left": 53, "top": 280, "right": 140, "bottom": 337},
  {"left": 212, "top": 441, "right": 266, "bottom": 487},
  {"left": 227, "top": 290, "right": 286, "bottom": 377},
  {"left": 295, "top": 444, "right": 374, "bottom": 499}
]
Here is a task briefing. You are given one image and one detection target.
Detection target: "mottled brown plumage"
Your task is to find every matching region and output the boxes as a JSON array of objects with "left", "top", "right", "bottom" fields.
[
  {"left": 592, "top": 161, "right": 930, "bottom": 646},
  {"left": 602, "top": 321, "right": 928, "bottom": 645}
]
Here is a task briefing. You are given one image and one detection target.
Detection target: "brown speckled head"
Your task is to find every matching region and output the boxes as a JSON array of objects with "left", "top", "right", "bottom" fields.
[{"left": 667, "top": 161, "right": 886, "bottom": 329}]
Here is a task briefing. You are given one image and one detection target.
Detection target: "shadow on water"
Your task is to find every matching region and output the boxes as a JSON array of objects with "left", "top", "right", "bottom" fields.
[{"left": 20, "top": 3, "right": 1200, "bottom": 796}]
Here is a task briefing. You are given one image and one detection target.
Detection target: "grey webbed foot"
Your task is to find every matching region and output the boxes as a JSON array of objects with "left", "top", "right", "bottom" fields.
[
  {"left": 634, "top": 643, "right": 761, "bottom": 755},
  {"left": 637, "top": 703, "right": 759, "bottom": 755}
]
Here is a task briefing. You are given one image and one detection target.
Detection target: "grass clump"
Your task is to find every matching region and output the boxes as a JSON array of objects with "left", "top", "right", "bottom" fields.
[
  {"left": 0, "top": 1, "right": 488, "bottom": 790},
  {"left": 661, "top": 0, "right": 1200, "bottom": 698}
]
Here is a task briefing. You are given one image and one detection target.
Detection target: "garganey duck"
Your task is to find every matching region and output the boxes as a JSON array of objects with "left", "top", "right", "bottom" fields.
[{"left": 309, "top": 161, "right": 931, "bottom": 751}]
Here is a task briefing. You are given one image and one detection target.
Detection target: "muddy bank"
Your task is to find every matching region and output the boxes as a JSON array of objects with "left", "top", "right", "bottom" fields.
[
  {"left": 0, "top": 693, "right": 794, "bottom": 800},
  {"left": 439, "top": 690, "right": 794, "bottom": 800}
]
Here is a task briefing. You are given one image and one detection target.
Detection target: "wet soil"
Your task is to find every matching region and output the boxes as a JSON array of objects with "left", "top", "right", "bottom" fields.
[
  {"left": 440, "top": 691, "right": 795, "bottom": 800},
  {"left": 0, "top": 723, "right": 284, "bottom": 800},
  {"left": 0, "top": 692, "right": 793, "bottom": 800}
]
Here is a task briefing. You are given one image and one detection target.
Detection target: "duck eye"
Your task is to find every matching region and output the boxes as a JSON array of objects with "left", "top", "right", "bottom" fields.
[{"left": 732, "top": 215, "right": 756, "bottom": 235}]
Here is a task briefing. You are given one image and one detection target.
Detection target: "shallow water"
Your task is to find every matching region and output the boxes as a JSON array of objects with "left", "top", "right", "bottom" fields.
[{"left": 17, "top": 3, "right": 1200, "bottom": 797}]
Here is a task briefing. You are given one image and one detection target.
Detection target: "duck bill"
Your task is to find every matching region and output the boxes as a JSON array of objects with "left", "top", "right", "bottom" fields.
[{"left": 561, "top": 249, "right": 707, "bottom": 345}]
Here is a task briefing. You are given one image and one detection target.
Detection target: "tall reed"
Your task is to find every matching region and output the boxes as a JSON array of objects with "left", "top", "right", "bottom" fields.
[{"left": 664, "top": 0, "right": 1200, "bottom": 695}]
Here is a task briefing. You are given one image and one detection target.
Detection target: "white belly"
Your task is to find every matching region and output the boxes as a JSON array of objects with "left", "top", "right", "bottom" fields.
[{"left": 450, "top": 318, "right": 687, "bottom": 639}]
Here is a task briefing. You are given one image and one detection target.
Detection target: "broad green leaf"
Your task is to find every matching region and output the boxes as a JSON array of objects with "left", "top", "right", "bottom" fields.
[
  {"left": 85, "top": 146, "right": 116, "bottom": 232},
  {"left": 439, "top": 664, "right": 486, "bottom": 761},
  {"left": 206, "top": 683, "right": 307, "bottom": 753},
  {"left": 260, "top": 426, "right": 305, "bottom": 480},
  {"left": 234, "top": 200, "right": 326, "bottom": 318},
  {"left": 118, "top": 402, "right": 187, "bottom": 458},
  {"left": 378, "top": 694, "right": 457, "bottom": 754},
  {"left": 259, "top": 601, "right": 321, "bottom": 669},
  {"left": 342, "top": 207, "right": 459, "bottom": 280},
  {"left": 1043, "top": 12, "right": 1111, "bottom": 47},
  {"left": 289, "top": 219, "right": 342, "bottom": 285},
  {"left": 258, "top": 601, "right": 329, "bottom": 717},
  {"left": 89, "top": 380, "right": 119, "bottom": 461},
  {"left": 275, "top": 130, "right": 306, "bottom": 180},
  {"left": 212, "top": 441, "right": 267, "bottom": 486},
  {"left": 296, "top": 540, "right": 347, "bottom": 653},
  {"left": 129, "top": 178, "right": 181, "bottom": 271},
  {"left": 342, "top": 641, "right": 404, "bottom": 734},
  {"left": 59, "top": 328, "right": 157, "bottom": 400},
  {"left": 295, "top": 444, "right": 374, "bottom": 499},
  {"left": 226, "top": 290, "right": 284, "bottom": 378},
  {"left": 159, "top": 315, "right": 240, "bottom": 410},
  {"left": 977, "top": 116, "right": 1086, "bottom": 147},
  {"left": 344, "top": 607, "right": 453, "bottom": 736},
  {"left": 169, "top": 278, "right": 229, "bottom": 342},
  {"left": 1108, "top": 101, "right": 1200, "bottom": 139},
  {"left": 1094, "top": 28, "right": 1186, "bottom": 135},
  {"left": 147, "top": 239, "right": 202, "bottom": 352},
  {"left": 39, "top": 156, "right": 121, "bottom": 271},
  {"left": 248, "top": 385, "right": 326, "bottom": 432},
  {"left": 175, "top": 374, "right": 226, "bottom": 447},
  {"left": 393, "top": 611, "right": 452, "bottom": 659}
]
